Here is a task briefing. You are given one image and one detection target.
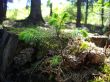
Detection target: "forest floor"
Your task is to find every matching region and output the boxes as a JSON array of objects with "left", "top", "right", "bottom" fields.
[{"left": 1, "top": 21, "right": 110, "bottom": 82}]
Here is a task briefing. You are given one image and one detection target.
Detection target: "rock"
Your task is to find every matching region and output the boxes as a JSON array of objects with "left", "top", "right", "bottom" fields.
[
  {"left": 0, "top": 29, "right": 35, "bottom": 82},
  {"left": 86, "top": 52, "right": 105, "bottom": 64},
  {"left": 14, "top": 48, "right": 34, "bottom": 66},
  {"left": 2, "top": 20, "right": 16, "bottom": 28},
  {"left": 0, "top": 29, "right": 19, "bottom": 82},
  {"left": 0, "top": 30, "right": 18, "bottom": 71}
]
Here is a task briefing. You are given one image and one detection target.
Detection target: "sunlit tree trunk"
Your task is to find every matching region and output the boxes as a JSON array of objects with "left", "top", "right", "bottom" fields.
[
  {"left": 76, "top": 0, "right": 82, "bottom": 27},
  {"left": 85, "top": 0, "right": 88, "bottom": 24},
  {"left": 27, "top": 0, "right": 45, "bottom": 25}
]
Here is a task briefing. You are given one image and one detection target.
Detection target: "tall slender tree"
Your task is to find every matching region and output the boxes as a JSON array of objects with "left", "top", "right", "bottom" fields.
[
  {"left": 76, "top": 0, "right": 82, "bottom": 27},
  {"left": 101, "top": 0, "right": 104, "bottom": 27},
  {"left": 85, "top": 0, "right": 89, "bottom": 24}
]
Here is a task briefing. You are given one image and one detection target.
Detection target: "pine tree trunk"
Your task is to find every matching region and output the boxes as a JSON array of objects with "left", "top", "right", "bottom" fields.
[
  {"left": 101, "top": 0, "right": 104, "bottom": 27},
  {"left": 85, "top": 0, "right": 89, "bottom": 25},
  {"left": 76, "top": 0, "right": 82, "bottom": 27},
  {"left": 50, "top": 3, "right": 52, "bottom": 16},
  {"left": 27, "top": 0, "right": 45, "bottom": 25}
]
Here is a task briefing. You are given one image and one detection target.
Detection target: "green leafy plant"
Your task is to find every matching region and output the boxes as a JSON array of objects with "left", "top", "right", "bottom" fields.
[
  {"left": 99, "top": 64, "right": 110, "bottom": 74},
  {"left": 80, "top": 29, "right": 88, "bottom": 37},
  {"left": 50, "top": 55, "right": 62, "bottom": 67},
  {"left": 49, "top": 12, "right": 69, "bottom": 36},
  {"left": 80, "top": 41, "right": 89, "bottom": 50},
  {"left": 49, "top": 12, "right": 70, "bottom": 51}
]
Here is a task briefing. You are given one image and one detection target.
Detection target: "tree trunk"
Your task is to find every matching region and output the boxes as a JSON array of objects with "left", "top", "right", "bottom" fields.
[
  {"left": 0, "top": 0, "right": 7, "bottom": 24},
  {"left": 50, "top": 3, "right": 52, "bottom": 16},
  {"left": 101, "top": 0, "right": 104, "bottom": 28},
  {"left": 76, "top": 0, "right": 82, "bottom": 27},
  {"left": 47, "top": 0, "right": 53, "bottom": 16},
  {"left": 89, "top": 0, "right": 94, "bottom": 11},
  {"left": 85, "top": 0, "right": 89, "bottom": 25},
  {"left": 27, "top": 0, "right": 45, "bottom": 25}
]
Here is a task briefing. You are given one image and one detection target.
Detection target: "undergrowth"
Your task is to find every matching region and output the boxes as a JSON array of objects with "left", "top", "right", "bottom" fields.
[
  {"left": 17, "top": 26, "right": 110, "bottom": 82},
  {"left": 18, "top": 28, "right": 51, "bottom": 45},
  {"left": 89, "top": 64, "right": 110, "bottom": 82}
]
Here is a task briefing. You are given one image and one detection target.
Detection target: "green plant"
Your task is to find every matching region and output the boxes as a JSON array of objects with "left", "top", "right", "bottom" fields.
[
  {"left": 49, "top": 12, "right": 69, "bottom": 36},
  {"left": 89, "top": 64, "right": 110, "bottom": 82},
  {"left": 89, "top": 77, "right": 105, "bottom": 82},
  {"left": 71, "top": 28, "right": 88, "bottom": 40},
  {"left": 80, "top": 29, "right": 88, "bottom": 37},
  {"left": 18, "top": 28, "right": 51, "bottom": 45},
  {"left": 89, "top": 74, "right": 110, "bottom": 82},
  {"left": 80, "top": 41, "right": 89, "bottom": 50},
  {"left": 49, "top": 12, "right": 70, "bottom": 51},
  {"left": 99, "top": 64, "right": 110, "bottom": 74},
  {"left": 50, "top": 55, "right": 62, "bottom": 67}
]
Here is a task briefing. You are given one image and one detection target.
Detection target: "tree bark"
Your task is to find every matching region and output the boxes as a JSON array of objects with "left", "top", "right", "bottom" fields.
[
  {"left": 0, "top": 0, "right": 7, "bottom": 24},
  {"left": 50, "top": 3, "right": 52, "bottom": 16},
  {"left": 76, "top": 0, "right": 82, "bottom": 27},
  {"left": 101, "top": 0, "right": 104, "bottom": 28},
  {"left": 85, "top": 0, "right": 89, "bottom": 25},
  {"left": 27, "top": 0, "right": 45, "bottom": 25}
]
